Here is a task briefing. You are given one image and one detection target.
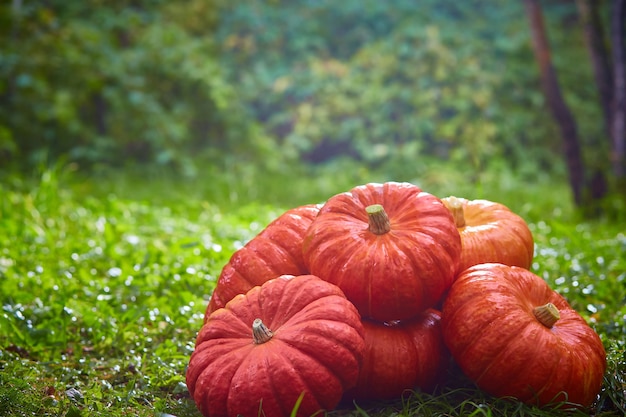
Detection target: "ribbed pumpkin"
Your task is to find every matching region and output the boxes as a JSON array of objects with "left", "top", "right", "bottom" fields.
[
  {"left": 303, "top": 182, "right": 461, "bottom": 321},
  {"left": 441, "top": 196, "right": 534, "bottom": 273},
  {"left": 206, "top": 204, "right": 320, "bottom": 318},
  {"left": 345, "top": 309, "right": 448, "bottom": 401},
  {"left": 187, "top": 274, "right": 366, "bottom": 417},
  {"left": 442, "top": 263, "right": 606, "bottom": 408}
]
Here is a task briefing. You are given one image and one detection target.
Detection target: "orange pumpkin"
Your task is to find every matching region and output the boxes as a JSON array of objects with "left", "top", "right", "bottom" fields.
[
  {"left": 345, "top": 309, "right": 448, "bottom": 401},
  {"left": 303, "top": 182, "right": 461, "bottom": 321},
  {"left": 187, "top": 274, "right": 366, "bottom": 417},
  {"left": 441, "top": 196, "right": 534, "bottom": 272},
  {"left": 206, "top": 204, "right": 320, "bottom": 318},
  {"left": 442, "top": 263, "right": 606, "bottom": 408}
]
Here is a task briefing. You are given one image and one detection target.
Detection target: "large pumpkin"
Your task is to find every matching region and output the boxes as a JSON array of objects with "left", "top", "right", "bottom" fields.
[
  {"left": 442, "top": 263, "right": 606, "bottom": 408},
  {"left": 441, "top": 196, "right": 534, "bottom": 272},
  {"left": 187, "top": 274, "right": 366, "bottom": 417},
  {"left": 206, "top": 204, "right": 320, "bottom": 317},
  {"left": 345, "top": 309, "right": 448, "bottom": 401},
  {"left": 303, "top": 182, "right": 461, "bottom": 321}
]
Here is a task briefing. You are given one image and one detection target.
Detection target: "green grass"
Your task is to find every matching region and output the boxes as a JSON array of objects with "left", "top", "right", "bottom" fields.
[{"left": 1, "top": 162, "right": 624, "bottom": 417}]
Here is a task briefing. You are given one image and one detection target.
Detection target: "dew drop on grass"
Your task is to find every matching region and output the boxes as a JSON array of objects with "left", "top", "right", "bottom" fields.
[
  {"left": 107, "top": 267, "right": 122, "bottom": 277},
  {"left": 95, "top": 217, "right": 106, "bottom": 233},
  {"left": 249, "top": 221, "right": 261, "bottom": 232},
  {"left": 126, "top": 235, "right": 140, "bottom": 245}
]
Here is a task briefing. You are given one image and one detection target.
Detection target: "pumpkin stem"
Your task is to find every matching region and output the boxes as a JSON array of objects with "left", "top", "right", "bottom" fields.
[
  {"left": 252, "top": 318, "right": 274, "bottom": 344},
  {"left": 442, "top": 196, "right": 466, "bottom": 228},
  {"left": 366, "top": 204, "right": 391, "bottom": 235},
  {"left": 533, "top": 303, "right": 560, "bottom": 328}
]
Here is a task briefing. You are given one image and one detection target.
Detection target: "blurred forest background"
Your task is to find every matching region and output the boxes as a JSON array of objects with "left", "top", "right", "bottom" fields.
[{"left": 1, "top": 0, "right": 625, "bottom": 214}]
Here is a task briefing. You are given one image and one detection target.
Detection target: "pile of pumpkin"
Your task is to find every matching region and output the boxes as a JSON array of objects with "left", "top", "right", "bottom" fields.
[{"left": 186, "top": 182, "right": 606, "bottom": 417}]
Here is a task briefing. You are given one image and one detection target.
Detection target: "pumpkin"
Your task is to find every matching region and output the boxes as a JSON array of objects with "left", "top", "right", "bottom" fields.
[
  {"left": 441, "top": 263, "right": 606, "bottom": 408},
  {"left": 206, "top": 204, "right": 320, "bottom": 318},
  {"left": 345, "top": 309, "right": 448, "bottom": 401},
  {"left": 441, "top": 196, "right": 534, "bottom": 272},
  {"left": 187, "top": 274, "right": 366, "bottom": 417},
  {"left": 302, "top": 182, "right": 461, "bottom": 321}
]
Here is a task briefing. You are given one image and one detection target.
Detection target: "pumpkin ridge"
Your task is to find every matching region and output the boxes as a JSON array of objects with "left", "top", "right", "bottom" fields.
[
  {"left": 277, "top": 318, "right": 365, "bottom": 388},
  {"left": 508, "top": 224, "right": 535, "bottom": 265},
  {"left": 317, "top": 238, "right": 373, "bottom": 307},
  {"left": 263, "top": 229, "right": 306, "bottom": 263},
  {"left": 391, "top": 194, "right": 445, "bottom": 227},
  {"left": 202, "top": 308, "right": 256, "bottom": 344},
  {"left": 257, "top": 237, "right": 299, "bottom": 265},
  {"left": 195, "top": 343, "right": 251, "bottom": 416},
  {"left": 207, "top": 267, "right": 252, "bottom": 318},
  {"left": 263, "top": 346, "right": 312, "bottom": 417},
  {"left": 472, "top": 318, "right": 535, "bottom": 388},
  {"left": 227, "top": 344, "right": 289, "bottom": 416},
  {"left": 250, "top": 240, "right": 301, "bottom": 278},
  {"left": 530, "top": 343, "right": 569, "bottom": 404},
  {"left": 255, "top": 276, "right": 293, "bottom": 329},
  {"left": 392, "top": 233, "right": 449, "bottom": 303},
  {"left": 382, "top": 235, "right": 427, "bottom": 306},
  {"left": 274, "top": 340, "right": 343, "bottom": 409},
  {"left": 414, "top": 223, "right": 461, "bottom": 260},
  {"left": 536, "top": 342, "right": 576, "bottom": 405},
  {"left": 279, "top": 295, "right": 359, "bottom": 329},
  {"left": 449, "top": 292, "right": 527, "bottom": 367},
  {"left": 269, "top": 284, "right": 346, "bottom": 330}
]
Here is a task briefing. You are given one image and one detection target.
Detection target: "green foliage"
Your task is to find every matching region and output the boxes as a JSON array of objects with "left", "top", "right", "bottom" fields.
[
  {"left": 0, "top": 0, "right": 280, "bottom": 173},
  {"left": 1, "top": 0, "right": 614, "bottom": 188},
  {"left": 215, "top": 0, "right": 602, "bottom": 179},
  {"left": 1, "top": 163, "right": 625, "bottom": 416}
]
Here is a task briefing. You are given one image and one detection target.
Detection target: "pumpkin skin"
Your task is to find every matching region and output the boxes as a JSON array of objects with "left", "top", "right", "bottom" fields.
[
  {"left": 441, "top": 196, "right": 534, "bottom": 273},
  {"left": 303, "top": 182, "right": 461, "bottom": 321},
  {"left": 345, "top": 309, "right": 448, "bottom": 401},
  {"left": 442, "top": 263, "right": 606, "bottom": 408},
  {"left": 187, "top": 274, "right": 366, "bottom": 417},
  {"left": 206, "top": 204, "right": 320, "bottom": 318}
]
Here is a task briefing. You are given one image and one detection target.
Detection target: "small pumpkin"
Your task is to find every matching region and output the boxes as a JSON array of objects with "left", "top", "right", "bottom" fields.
[
  {"left": 187, "top": 274, "right": 366, "bottom": 417},
  {"left": 442, "top": 263, "right": 606, "bottom": 408},
  {"left": 441, "top": 196, "right": 534, "bottom": 272},
  {"left": 303, "top": 182, "right": 461, "bottom": 321},
  {"left": 345, "top": 309, "right": 448, "bottom": 401},
  {"left": 206, "top": 204, "right": 320, "bottom": 317}
]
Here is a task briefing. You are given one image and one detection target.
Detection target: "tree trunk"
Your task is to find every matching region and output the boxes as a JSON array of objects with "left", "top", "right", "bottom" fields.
[
  {"left": 611, "top": 0, "right": 626, "bottom": 179},
  {"left": 576, "top": 0, "right": 613, "bottom": 137},
  {"left": 524, "top": 0, "right": 586, "bottom": 206}
]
